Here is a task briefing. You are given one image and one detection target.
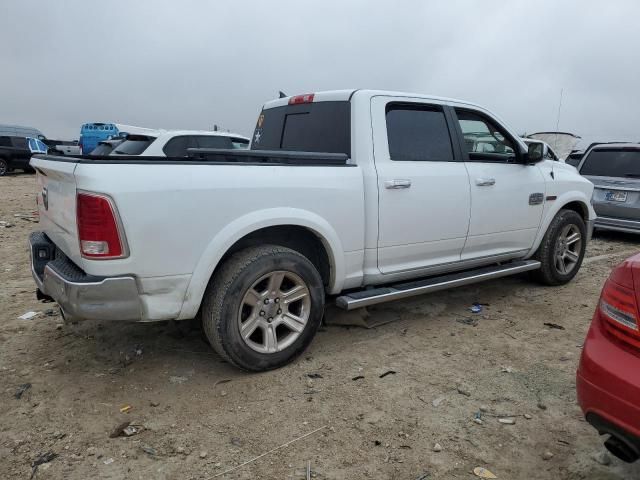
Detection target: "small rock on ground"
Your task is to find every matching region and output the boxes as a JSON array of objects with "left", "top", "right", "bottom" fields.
[{"left": 593, "top": 451, "right": 611, "bottom": 466}]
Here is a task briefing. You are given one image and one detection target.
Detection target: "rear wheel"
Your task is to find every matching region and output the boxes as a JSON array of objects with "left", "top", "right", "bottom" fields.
[
  {"left": 0, "top": 158, "right": 7, "bottom": 176},
  {"left": 531, "top": 209, "right": 586, "bottom": 285},
  {"left": 201, "top": 245, "right": 325, "bottom": 371}
]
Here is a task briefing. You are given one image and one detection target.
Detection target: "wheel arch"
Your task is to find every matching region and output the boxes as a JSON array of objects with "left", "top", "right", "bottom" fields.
[
  {"left": 178, "top": 208, "right": 344, "bottom": 319},
  {"left": 528, "top": 194, "right": 592, "bottom": 257}
]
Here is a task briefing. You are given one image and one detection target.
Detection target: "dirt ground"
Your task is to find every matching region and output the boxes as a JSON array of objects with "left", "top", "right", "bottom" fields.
[{"left": 2, "top": 173, "right": 640, "bottom": 480}]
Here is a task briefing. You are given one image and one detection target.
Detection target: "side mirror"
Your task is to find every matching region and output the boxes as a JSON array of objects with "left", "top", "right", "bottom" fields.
[{"left": 524, "top": 142, "right": 544, "bottom": 164}]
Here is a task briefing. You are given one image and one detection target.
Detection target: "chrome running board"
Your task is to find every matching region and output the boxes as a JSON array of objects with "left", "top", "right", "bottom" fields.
[{"left": 335, "top": 260, "right": 541, "bottom": 310}]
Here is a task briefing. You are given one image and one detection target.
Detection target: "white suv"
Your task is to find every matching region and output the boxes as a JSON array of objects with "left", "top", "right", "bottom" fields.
[{"left": 111, "top": 130, "right": 249, "bottom": 156}]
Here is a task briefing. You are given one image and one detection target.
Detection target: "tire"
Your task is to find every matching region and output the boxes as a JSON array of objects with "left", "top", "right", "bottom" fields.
[
  {"left": 0, "top": 158, "right": 7, "bottom": 176},
  {"left": 201, "top": 245, "right": 325, "bottom": 371},
  {"left": 531, "top": 209, "right": 586, "bottom": 286}
]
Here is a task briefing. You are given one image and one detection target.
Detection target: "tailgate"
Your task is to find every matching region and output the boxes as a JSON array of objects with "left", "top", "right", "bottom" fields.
[{"left": 31, "top": 156, "right": 84, "bottom": 267}]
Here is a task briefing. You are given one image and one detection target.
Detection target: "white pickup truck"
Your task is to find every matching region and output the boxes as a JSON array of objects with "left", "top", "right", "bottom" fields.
[{"left": 29, "top": 89, "right": 595, "bottom": 371}]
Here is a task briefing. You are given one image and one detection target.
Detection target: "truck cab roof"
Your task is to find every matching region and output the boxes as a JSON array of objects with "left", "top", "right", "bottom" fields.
[{"left": 263, "top": 89, "right": 489, "bottom": 111}]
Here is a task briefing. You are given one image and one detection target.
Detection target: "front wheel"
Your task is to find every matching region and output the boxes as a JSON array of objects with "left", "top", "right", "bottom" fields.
[
  {"left": 531, "top": 209, "right": 586, "bottom": 285},
  {"left": 201, "top": 245, "right": 325, "bottom": 371},
  {"left": 0, "top": 158, "right": 8, "bottom": 176}
]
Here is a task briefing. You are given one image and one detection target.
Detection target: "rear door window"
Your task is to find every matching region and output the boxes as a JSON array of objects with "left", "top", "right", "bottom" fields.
[
  {"left": 252, "top": 101, "right": 350, "bottom": 155},
  {"left": 385, "top": 104, "right": 454, "bottom": 161},
  {"left": 162, "top": 136, "right": 198, "bottom": 156},
  {"left": 12, "top": 137, "right": 28, "bottom": 149},
  {"left": 195, "top": 135, "right": 232, "bottom": 149},
  {"left": 580, "top": 149, "right": 640, "bottom": 177}
]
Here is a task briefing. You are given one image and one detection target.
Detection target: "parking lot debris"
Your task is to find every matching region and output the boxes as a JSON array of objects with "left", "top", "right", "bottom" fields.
[
  {"left": 593, "top": 450, "right": 611, "bottom": 466},
  {"left": 352, "top": 375, "right": 365, "bottom": 381},
  {"left": 0, "top": 220, "right": 13, "bottom": 228},
  {"left": 306, "top": 373, "right": 323, "bottom": 379},
  {"left": 379, "top": 370, "right": 397, "bottom": 378},
  {"left": 474, "top": 418, "right": 484, "bottom": 425},
  {"left": 457, "top": 386, "right": 471, "bottom": 397},
  {"left": 416, "top": 473, "right": 430, "bottom": 480},
  {"left": 306, "top": 460, "right": 311, "bottom": 480},
  {"left": 169, "top": 375, "right": 188, "bottom": 384},
  {"left": 14, "top": 212, "right": 39, "bottom": 223},
  {"left": 500, "top": 366, "right": 514, "bottom": 373},
  {"left": 212, "top": 425, "right": 327, "bottom": 478},
  {"left": 213, "top": 378, "right": 231, "bottom": 388},
  {"left": 432, "top": 443, "right": 442, "bottom": 452},
  {"left": 103, "top": 458, "right": 115, "bottom": 465},
  {"left": 544, "top": 322, "right": 565, "bottom": 330},
  {"left": 123, "top": 425, "right": 141, "bottom": 437},
  {"left": 432, "top": 395, "right": 446, "bottom": 407},
  {"left": 524, "top": 414, "right": 532, "bottom": 420},
  {"left": 200, "top": 451, "right": 208, "bottom": 459},
  {"left": 469, "top": 303, "right": 483, "bottom": 314},
  {"left": 30, "top": 451, "right": 58, "bottom": 480},
  {"left": 498, "top": 418, "right": 515, "bottom": 425},
  {"left": 18, "top": 311, "right": 38, "bottom": 320},
  {"left": 150, "top": 400, "right": 160, "bottom": 407},
  {"left": 473, "top": 466, "right": 497, "bottom": 478},
  {"left": 14, "top": 382, "right": 32, "bottom": 399},
  {"left": 457, "top": 317, "right": 479, "bottom": 326},
  {"left": 43, "top": 309, "right": 57, "bottom": 317},
  {"left": 542, "top": 451, "right": 554, "bottom": 460},
  {"left": 230, "top": 437, "right": 243, "bottom": 447},
  {"left": 141, "top": 444, "right": 158, "bottom": 457},
  {"left": 119, "top": 405, "right": 132, "bottom": 413},
  {"left": 109, "top": 421, "right": 131, "bottom": 438}
]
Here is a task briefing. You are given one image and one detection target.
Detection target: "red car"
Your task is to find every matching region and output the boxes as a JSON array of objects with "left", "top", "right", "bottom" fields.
[{"left": 577, "top": 253, "right": 640, "bottom": 462}]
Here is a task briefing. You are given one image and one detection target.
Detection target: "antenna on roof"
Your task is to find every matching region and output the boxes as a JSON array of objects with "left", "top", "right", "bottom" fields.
[
  {"left": 279, "top": 91, "right": 287, "bottom": 98},
  {"left": 554, "top": 88, "right": 563, "bottom": 152}
]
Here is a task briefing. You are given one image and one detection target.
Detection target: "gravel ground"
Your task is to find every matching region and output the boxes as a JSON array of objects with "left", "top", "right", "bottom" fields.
[{"left": 1, "top": 172, "right": 640, "bottom": 479}]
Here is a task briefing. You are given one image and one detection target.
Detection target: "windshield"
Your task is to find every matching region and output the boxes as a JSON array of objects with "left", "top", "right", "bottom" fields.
[
  {"left": 580, "top": 149, "right": 640, "bottom": 177},
  {"left": 112, "top": 135, "right": 155, "bottom": 155}
]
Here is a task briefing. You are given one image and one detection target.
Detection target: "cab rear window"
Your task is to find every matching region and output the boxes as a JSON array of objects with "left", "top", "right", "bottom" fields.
[{"left": 252, "top": 101, "right": 350, "bottom": 156}]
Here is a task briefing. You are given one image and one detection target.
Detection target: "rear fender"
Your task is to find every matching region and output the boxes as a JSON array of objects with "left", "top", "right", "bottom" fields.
[{"left": 178, "top": 208, "right": 344, "bottom": 319}]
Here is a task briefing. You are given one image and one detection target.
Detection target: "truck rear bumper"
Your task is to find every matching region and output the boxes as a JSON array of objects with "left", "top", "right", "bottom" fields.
[{"left": 29, "top": 232, "right": 143, "bottom": 322}]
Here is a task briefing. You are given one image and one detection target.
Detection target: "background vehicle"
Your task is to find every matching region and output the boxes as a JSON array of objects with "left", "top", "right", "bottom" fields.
[
  {"left": 576, "top": 143, "right": 640, "bottom": 233},
  {"left": 0, "top": 124, "right": 45, "bottom": 139},
  {"left": 29, "top": 89, "right": 595, "bottom": 371},
  {"left": 42, "top": 139, "right": 80, "bottom": 156},
  {"left": 89, "top": 138, "right": 126, "bottom": 156},
  {"left": 111, "top": 130, "right": 249, "bottom": 156},
  {"left": 0, "top": 135, "right": 45, "bottom": 175},
  {"left": 79, "top": 123, "right": 158, "bottom": 154},
  {"left": 577, "top": 253, "right": 640, "bottom": 463},
  {"left": 527, "top": 131, "right": 581, "bottom": 160}
]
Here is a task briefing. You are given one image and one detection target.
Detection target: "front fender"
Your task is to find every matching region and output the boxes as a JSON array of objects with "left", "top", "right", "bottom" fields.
[
  {"left": 178, "top": 208, "right": 345, "bottom": 319},
  {"left": 527, "top": 191, "right": 595, "bottom": 257}
]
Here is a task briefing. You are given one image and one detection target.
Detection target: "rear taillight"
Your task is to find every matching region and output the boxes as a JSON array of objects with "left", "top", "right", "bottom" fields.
[
  {"left": 77, "top": 192, "right": 126, "bottom": 259},
  {"left": 600, "top": 262, "right": 640, "bottom": 349},
  {"left": 288, "top": 93, "right": 315, "bottom": 105}
]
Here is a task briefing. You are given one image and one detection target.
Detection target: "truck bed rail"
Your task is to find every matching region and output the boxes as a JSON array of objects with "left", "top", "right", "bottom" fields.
[{"left": 33, "top": 149, "right": 351, "bottom": 167}]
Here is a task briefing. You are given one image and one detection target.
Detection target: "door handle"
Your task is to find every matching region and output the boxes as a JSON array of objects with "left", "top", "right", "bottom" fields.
[
  {"left": 384, "top": 179, "right": 412, "bottom": 189},
  {"left": 475, "top": 178, "right": 496, "bottom": 186}
]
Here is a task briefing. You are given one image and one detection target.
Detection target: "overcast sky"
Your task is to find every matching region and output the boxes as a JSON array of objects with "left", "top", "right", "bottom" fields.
[{"left": 1, "top": 0, "right": 639, "bottom": 147}]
